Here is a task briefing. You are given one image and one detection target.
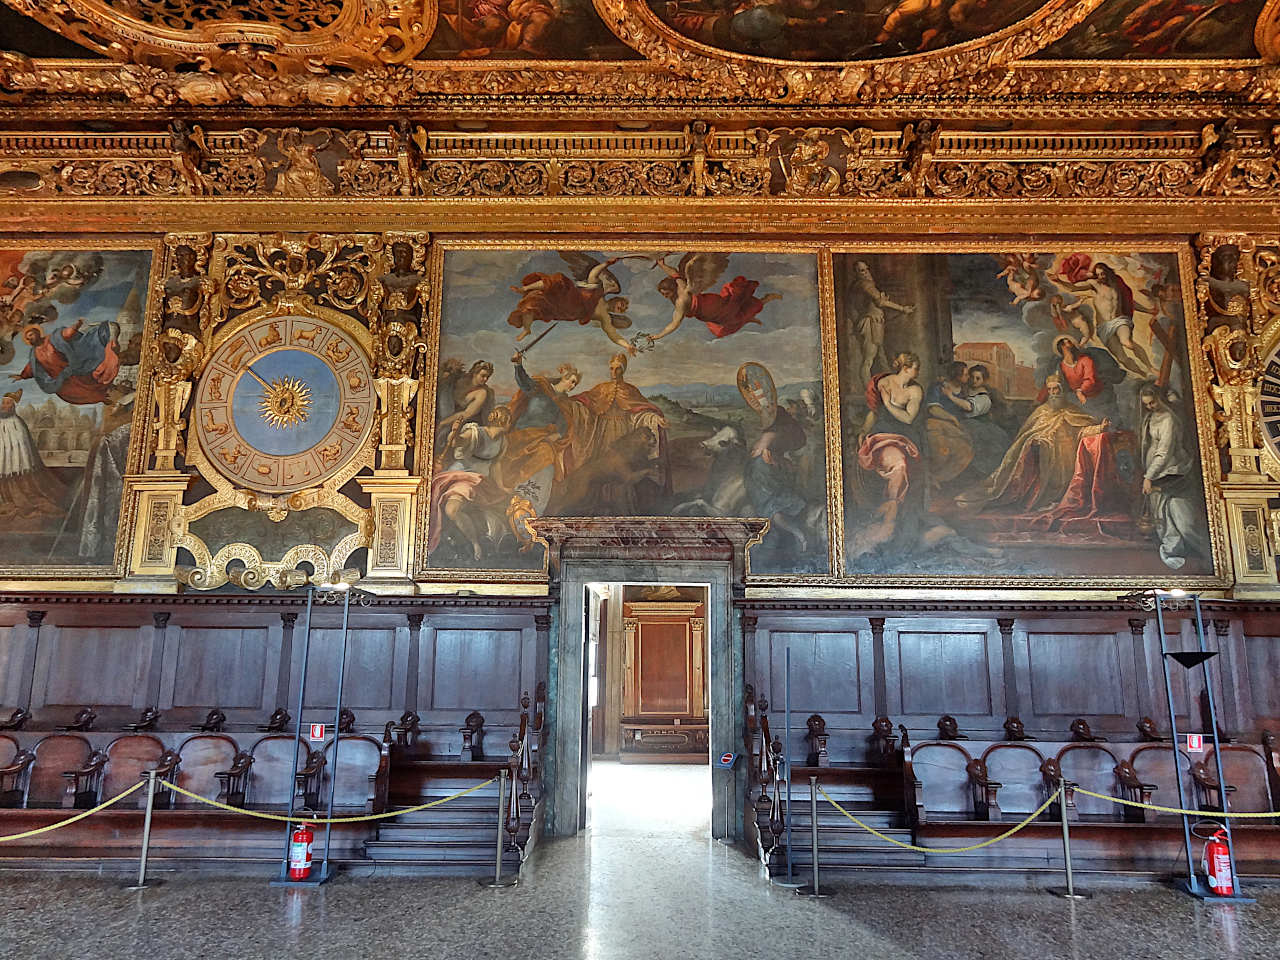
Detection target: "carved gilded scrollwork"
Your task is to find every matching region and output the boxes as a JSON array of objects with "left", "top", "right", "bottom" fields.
[
  {"left": 1197, "top": 234, "right": 1263, "bottom": 481},
  {"left": 10, "top": 125, "right": 1280, "bottom": 202},
  {"left": 0, "top": 0, "right": 437, "bottom": 71},
  {"left": 368, "top": 232, "right": 429, "bottom": 473}
]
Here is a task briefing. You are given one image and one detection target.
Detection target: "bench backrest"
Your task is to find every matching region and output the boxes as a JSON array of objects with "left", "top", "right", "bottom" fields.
[
  {"left": 250, "top": 735, "right": 303, "bottom": 807},
  {"left": 29, "top": 735, "right": 92, "bottom": 807},
  {"left": 912, "top": 742, "right": 972, "bottom": 816},
  {"left": 1058, "top": 744, "right": 1120, "bottom": 817},
  {"left": 321, "top": 736, "right": 383, "bottom": 810},
  {"left": 982, "top": 743, "right": 1047, "bottom": 815},
  {"left": 1130, "top": 745, "right": 1192, "bottom": 815},
  {"left": 1214, "top": 746, "right": 1274, "bottom": 814},
  {"left": 176, "top": 735, "right": 240, "bottom": 803},
  {"left": 0, "top": 735, "right": 15, "bottom": 769},
  {"left": 104, "top": 735, "right": 166, "bottom": 805}
]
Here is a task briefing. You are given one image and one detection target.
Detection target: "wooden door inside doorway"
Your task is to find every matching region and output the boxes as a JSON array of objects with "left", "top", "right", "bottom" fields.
[{"left": 621, "top": 599, "right": 707, "bottom": 763}]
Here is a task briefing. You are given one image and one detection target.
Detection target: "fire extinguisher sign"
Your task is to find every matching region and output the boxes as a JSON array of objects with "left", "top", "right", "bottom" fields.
[
  {"left": 1186, "top": 733, "right": 1205, "bottom": 753},
  {"left": 309, "top": 723, "right": 325, "bottom": 742}
]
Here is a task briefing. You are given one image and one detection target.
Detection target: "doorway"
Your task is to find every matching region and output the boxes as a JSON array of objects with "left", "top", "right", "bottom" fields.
[{"left": 583, "top": 582, "right": 712, "bottom": 833}]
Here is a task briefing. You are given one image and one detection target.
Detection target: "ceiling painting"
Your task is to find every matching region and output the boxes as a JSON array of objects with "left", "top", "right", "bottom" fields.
[
  {"left": 422, "top": 0, "right": 638, "bottom": 59},
  {"left": 1035, "top": 0, "right": 1268, "bottom": 59},
  {"left": 643, "top": 0, "right": 1052, "bottom": 62}
]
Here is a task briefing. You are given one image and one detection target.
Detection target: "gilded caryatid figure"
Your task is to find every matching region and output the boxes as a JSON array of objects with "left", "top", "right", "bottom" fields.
[
  {"left": 370, "top": 233, "right": 429, "bottom": 473},
  {"left": 151, "top": 235, "right": 214, "bottom": 472}
]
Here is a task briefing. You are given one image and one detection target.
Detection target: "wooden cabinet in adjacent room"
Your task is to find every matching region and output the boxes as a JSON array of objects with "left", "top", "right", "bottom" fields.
[{"left": 620, "top": 601, "right": 707, "bottom": 763}]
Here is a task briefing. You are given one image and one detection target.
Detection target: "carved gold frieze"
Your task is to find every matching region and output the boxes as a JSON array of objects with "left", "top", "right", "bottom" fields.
[{"left": 8, "top": 124, "right": 1280, "bottom": 203}]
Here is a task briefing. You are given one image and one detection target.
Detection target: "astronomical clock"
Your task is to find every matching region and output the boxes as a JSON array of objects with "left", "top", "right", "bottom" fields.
[
  {"left": 193, "top": 315, "right": 377, "bottom": 495},
  {"left": 121, "top": 231, "right": 429, "bottom": 594}
]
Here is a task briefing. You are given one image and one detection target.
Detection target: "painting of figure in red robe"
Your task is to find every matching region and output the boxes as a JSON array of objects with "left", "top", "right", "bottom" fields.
[
  {"left": 427, "top": 248, "right": 827, "bottom": 576},
  {"left": 836, "top": 251, "right": 1220, "bottom": 581},
  {"left": 0, "top": 248, "right": 150, "bottom": 571}
]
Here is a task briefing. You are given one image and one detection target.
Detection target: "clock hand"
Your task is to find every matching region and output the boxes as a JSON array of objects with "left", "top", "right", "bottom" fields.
[{"left": 243, "top": 363, "right": 272, "bottom": 391}]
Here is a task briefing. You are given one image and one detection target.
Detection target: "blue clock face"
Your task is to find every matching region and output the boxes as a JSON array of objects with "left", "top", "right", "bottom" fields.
[
  {"left": 231, "top": 349, "right": 340, "bottom": 455},
  {"left": 194, "top": 315, "right": 377, "bottom": 494}
]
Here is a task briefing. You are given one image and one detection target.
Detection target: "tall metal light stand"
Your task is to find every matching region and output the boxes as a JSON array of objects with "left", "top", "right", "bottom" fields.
[
  {"left": 272, "top": 570, "right": 364, "bottom": 887},
  {"left": 1128, "top": 589, "right": 1254, "bottom": 904}
]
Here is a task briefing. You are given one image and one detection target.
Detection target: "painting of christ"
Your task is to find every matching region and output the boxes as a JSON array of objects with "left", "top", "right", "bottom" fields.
[
  {"left": 0, "top": 248, "right": 151, "bottom": 574},
  {"left": 424, "top": 247, "right": 827, "bottom": 577},
  {"left": 835, "top": 251, "right": 1221, "bottom": 582}
]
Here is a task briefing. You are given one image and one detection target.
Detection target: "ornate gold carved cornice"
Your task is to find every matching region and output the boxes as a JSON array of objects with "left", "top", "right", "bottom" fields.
[
  {"left": 1, "top": 0, "right": 435, "bottom": 69},
  {"left": 5, "top": 122, "right": 1280, "bottom": 201}
]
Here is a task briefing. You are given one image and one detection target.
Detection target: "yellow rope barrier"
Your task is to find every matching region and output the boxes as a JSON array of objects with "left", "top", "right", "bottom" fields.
[
  {"left": 160, "top": 777, "right": 497, "bottom": 824},
  {"left": 0, "top": 780, "right": 145, "bottom": 843},
  {"left": 1072, "top": 786, "right": 1280, "bottom": 819},
  {"left": 818, "top": 785, "right": 1062, "bottom": 854}
]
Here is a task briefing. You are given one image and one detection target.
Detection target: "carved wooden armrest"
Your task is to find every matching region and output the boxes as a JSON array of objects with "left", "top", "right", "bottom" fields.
[
  {"left": 296, "top": 749, "right": 326, "bottom": 808},
  {"left": 1040, "top": 758, "right": 1078, "bottom": 820},
  {"left": 1113, "top": 761, "right": 1157, "bottom": 803},
  {"left": 966, "top": 758, "right": 1003, "bottom": 821},
  {"left": 0, "top": 749, "right": 35, "bottom": 779},
  {"left": 150, "top": 749, "right": 181, "bottom": 780},
  {"left": 1191, "top": 761, "right": 1237, "bottom": 809},
  {"left": 214, "top": 751, "right": 254, "bottom": 805},
  {"left": 61, "top": 750, "right": 108, "bottom": 807}
]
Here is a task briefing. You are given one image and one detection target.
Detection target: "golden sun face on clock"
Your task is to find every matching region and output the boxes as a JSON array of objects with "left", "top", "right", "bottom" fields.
[{"left": 193, "top": 315, "right": 376, "bottom": 494}]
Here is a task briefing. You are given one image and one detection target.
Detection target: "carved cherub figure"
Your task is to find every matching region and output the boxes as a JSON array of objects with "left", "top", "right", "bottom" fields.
[
  {"left": 1003, "top": 716, "right": 1035, "bottom": 741},
  {"left": 1069, "top": 717, "right": 1107, "bottom": 742},
  {"left": 937, "top": 715, "right": 967, "bottom": 740}
]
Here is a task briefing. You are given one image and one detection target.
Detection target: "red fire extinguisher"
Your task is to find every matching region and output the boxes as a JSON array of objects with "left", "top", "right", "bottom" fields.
[
  {"left": 289, "top": 822, "right": 314, "bottom": 880},
  {"left": 1202, "top": 828, "right": 1234, "bottom": 896}
]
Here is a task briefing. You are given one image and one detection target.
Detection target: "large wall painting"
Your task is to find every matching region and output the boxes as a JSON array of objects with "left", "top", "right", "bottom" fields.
[
  {"left": 835, "top": 250, "right": 1221, "bottom": 582},
  {"left": 1036, "top": 0, "right": 1266, "bottom": 59},
  {"left": 425, "top": 246, "right": 828, "bottom": 577},
  {"left": 0, "top": 246, "right": 153, "bottom": 575},
  {"left": 647, "top": 0, "right": 1048, "bottom": 62}
]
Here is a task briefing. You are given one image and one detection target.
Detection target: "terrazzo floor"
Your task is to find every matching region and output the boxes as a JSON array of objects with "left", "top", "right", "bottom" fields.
[{"left": 1, "top": 762, "right": 1277, "bottom": 959}]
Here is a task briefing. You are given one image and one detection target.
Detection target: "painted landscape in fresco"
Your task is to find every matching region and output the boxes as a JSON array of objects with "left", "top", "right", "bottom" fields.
[
  {"left": 1038, "top": 0, "right": 1265, "bottom": 59},
  {"left": 0, "top": 248, "right": 150, "bottom": 570},
  {"left": 648, "top": 0, "right": 1047, "bottom": 61},
  {"left": 428, "top": 249, "right": 827, "bottom": 575},
  {"left": 424, "top": 0, "right": 636, "bottom": 58},
  {"left": 836, "top": 251, "right": 1214, "bottom": 580}
]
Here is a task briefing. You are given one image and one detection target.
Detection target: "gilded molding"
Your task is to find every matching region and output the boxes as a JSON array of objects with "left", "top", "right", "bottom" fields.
[{"left": 8, "top": 124, "right": 1280, "bottom": 202}]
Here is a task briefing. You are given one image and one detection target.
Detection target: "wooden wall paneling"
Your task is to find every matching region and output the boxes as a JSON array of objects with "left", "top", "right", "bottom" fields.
[
  {"left": 144, "top": 613, "right": 169, "bottom": 710},
  {"left": 1241, "top": 629, "right": 1280, "bottom": 730},
  {"left": 1211, "top": 618, "right": 1249, "bottom": 736},
  {"left": 0, "top": 616, "right": 34, "bottom": 710},
  {"left": 159, "top": 623, "right": 278, "bottom": 721},
  {"left": 301, "top": 626, "right": 402, "bottom": 714},
  {"left": 886, "top": 618, "right": 1004, "bottom": 738},
  {"left": 429, "top": 627, "right": 522, "bottom": 713},
  {"left": 32, "top": 624, "right": 152, "bottom": 723},
  {"left": 1147, "top": 617, "right": 1228, "bottom": 736},
  {"left": 764, "top": 618, "right": 873, "bottom": 763},
  {"left": 416, "top": 616, "right": 437, "bottom": 716},
  {"left": 1014, "top": 619, "right": 1137, "bottom": 738}
]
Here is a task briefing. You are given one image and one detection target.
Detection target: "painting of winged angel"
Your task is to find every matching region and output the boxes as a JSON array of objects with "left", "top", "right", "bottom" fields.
[
  {"left": 507, "top": 251, "right": 639, "bottom": 354},
  {"left": 645, "top": 252, "right": 783, "bottom": 344}
]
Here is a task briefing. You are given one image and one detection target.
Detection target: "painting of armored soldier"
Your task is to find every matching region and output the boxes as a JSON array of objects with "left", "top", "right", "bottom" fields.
[
  {"left": 836, "top": 251, "right": 1218, "bottom": 581},
  {"left": 0, "top": 248, "right": 151, "bottom": 572},
  {"left": 427, "top": 248, "right": 827, "bottom": 576}
]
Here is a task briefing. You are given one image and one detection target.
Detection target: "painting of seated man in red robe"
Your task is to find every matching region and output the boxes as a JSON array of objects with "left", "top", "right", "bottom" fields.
[{"left": 13, "top": 318, "right": 122, "bottom": 405}]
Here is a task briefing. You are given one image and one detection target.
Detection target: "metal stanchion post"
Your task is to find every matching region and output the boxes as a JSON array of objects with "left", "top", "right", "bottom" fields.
[
  {"left": 123, "top": 770, "right": 162, "bottom": 890},
  {"left": 1048, "top": 779, "right": 1090, "bottom": 900},
  {"left": 480, "top": 769, "right": 517, "bottom": 888},
  {"left": 797, "top": 776, "right": 827, "bottom": 898}
]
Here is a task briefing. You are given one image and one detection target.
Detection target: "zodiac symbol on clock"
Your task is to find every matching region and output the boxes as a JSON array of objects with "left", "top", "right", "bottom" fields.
[
  {"left": 285, "top": 459, "right": 316, "bottom": 483},
  {"left": 341, "top": 404, "right": 360, "bottom": 432},
  {"left": 257, "top": 323, "right": 283, "bottom": 348},
  {"left": 325, "top": 339, "right": 352, "bottom": 364},
  {"left": 254, "top": 462, "right": 273, "bottom": 477},
  {"left": 218, "top": 444, "right": 247, "bottom": 468},
  {"left": 224, "top": 339, "right": 251, "bottom": 370},
  {"left": 347, "top": 372, "right": 365, "bottom": 391},
  {"left": 202, "top": 409, "right": 229, "bottom": 437},
  {"left": 318, "top": 442, "right": 342, "bottom": 466},
  {"left": 292, "top": 325, "right": 319, "bottom": 347},
  {"left": 207, "top": 371, "right": 224, "bottom": 401}
]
